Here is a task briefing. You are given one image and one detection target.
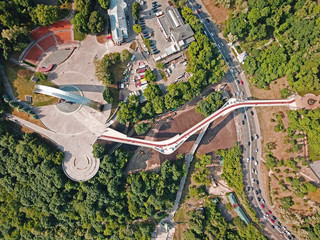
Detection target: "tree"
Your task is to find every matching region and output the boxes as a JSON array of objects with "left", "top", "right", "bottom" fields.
[
  {"left": 145, "top": 70, "right": 157, "bottom": 82},
  {"left": 103, "top": 88, "right": 113, "bottom": 103},
  {"left": 31, "top": 4, "right": 59, "bottom": 26},
  {"left": 156, "top": 63, "right": 165, "bottom": 69},
  {"left": 71, "top": 13, "right": 89, "bottom": 33},
  {"left": 151, "top": 96, "right": 165, "bottom": 114},
  {"left": 92, "top": 143, "right": 106, "bottom": 159},
  {"left": 135, "top": 122, "right": 151, "bottom": 135},
  {"left": 195, "top": 91, "right": 223, "bottom": 117},
  {"left": 88, "top": 11, "right": 105, "bottom": 34},
  {"left": 143, "top": 84, "right": 161, "bottom": 101},
  {"left": 120, "top": 49, "right": 131, "bottom": 62},
  {"left": 281, "top": 196, "right": 294, "bottom": 210},
  {"left": 133, "top": 24, "right": 142, "bottom": 34},
  {"left": 98, "top": 0, "right": 109, "bottom": 10},
  {"left": 75, "top": 0, "right": 93, "bottom": 16},
  {"left": 132, "top": 2, "right": 141, "bottom": 20},
  {"left": 35, "top": 72, "right": 47, "bottom": 81}
]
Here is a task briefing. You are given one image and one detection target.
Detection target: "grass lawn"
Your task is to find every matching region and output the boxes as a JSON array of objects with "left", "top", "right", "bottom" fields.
[
  {"left": 74, "top": 29, "right": 86, "bottom": 41},
  {"left": 4, "top": 61, "right": 58, "bottom": 107}
]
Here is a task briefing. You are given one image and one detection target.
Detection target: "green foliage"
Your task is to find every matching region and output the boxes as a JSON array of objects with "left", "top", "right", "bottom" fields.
[
  {"left": 280, "top": 196, "right": 294, "bottom": 210},
  {"left": 187, "top": 200, "right": 265, "bottom": 240},
  {"left": 75, "top": 0, "right": 93, "bottom": 16},
  {"left": 92, "top": 143, "right": 106, "bottom": 159},
  {"left": 218, "top": 144, "right": 259, "bottom": 223},
  {"left": 280, "top": 88, "right": 291, "bottom": 99},
  {"left": 71, "top": 12, "right": 89, "bottom": 33},
  {"left": 308, "top": 223, "right": 320, "bottom": 240},
  {"left": 287, "top": 109, "right": 320, "bottom": 159},
  {"left": 156, "top": 62, "right": 165, "bottom": 69},
  {"left": 34, "top": 72, "right": 47, "bottom": 81},
  {"left": 132, "top": 2, "right": 141, "bottom": 20},
  {"left": 133, "top": 24, "right": 142, "bottom": 34},
  {"left": 117, "top": 95, "right": 142, "bottom": 124},
  {"left": 88, "top": 11, "right": 105, "bottom": 34},
  {"left": 120, "top": 49, "right": 131, "bottom": 62},
  {"left": 195, "top": 91, "right": 223, "bottom": 117},
  {"left": 181, "top": 7, "right": 204, "bottom": 32},
  {"left": 98, "top": 0, "right": 109, "bottom": 10},
  {"left": 94, "top": 52, "right": 124, "bottom": 85},
  {"left": 103, "top": 87, "right": 113, "bottom": 103},
  {"left": 143, "top": 84, "right": 161, "bottom": 101},
  {"left": 225, "top": 0, "right": 320, "bottom": 91},
  {"left": 193, "top": 155, "right": 212, "bottom": 185},
  {"left": 126, "top": 160, "right": 184, "bottom": 220},
  {"left": 265, "top": 153, "right": 277, "bottom": 170},
  {"left": 31, "top": 4, "right": 59, "bottom": 26},
  {"left": 145, "top": 69, "right": 157, "bottom": 82},
  {"left": 135, "top": 122, "right": 151, "bottom": 135}
]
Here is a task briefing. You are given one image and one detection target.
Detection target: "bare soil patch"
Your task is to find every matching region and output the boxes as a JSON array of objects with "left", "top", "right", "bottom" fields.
[
  {"left": 201, "top": 0, "right": 230, "bottom": 25},
  {"left": 249, "top": 76, "right": 289, "bottom": 100},
  {"left": 96, "top": 35, "right": 107, "bottom": 44},
  {"left": 251, "top": 78, "right": 319, "bottom": 229}
]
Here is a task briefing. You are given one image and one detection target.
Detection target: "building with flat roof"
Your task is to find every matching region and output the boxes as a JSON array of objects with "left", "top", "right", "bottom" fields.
[
  {"left": 108, "top": 0, "right": 128, "bottom": 45},
  {"left": 157, "top": 6, "right": 195, "bottom": 58}
]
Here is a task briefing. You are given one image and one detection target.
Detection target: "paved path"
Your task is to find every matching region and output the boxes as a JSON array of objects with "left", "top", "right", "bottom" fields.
[{"left": 152, "top": 125, "right": 209, "bottom": 240}]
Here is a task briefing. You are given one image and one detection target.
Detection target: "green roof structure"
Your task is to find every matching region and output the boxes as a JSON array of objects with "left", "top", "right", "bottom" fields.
[{"left": 228, "top": 192, "right": 250, "bottom": 225}]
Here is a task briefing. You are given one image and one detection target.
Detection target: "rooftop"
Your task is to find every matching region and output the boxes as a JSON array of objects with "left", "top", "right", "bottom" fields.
[{"left": 108, "top": 0, "right": 128, "bottom": 44}]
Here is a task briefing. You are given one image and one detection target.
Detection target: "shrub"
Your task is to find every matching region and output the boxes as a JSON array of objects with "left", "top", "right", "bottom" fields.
[
  {"left": 103, "top": 88, "right": 113, "bottom": 103},
  {"left": 35, "top": 72, "right": 47, "bottom": 81},
  {"left": 156, "top": 62, "right": 165, "bottom": 69},
  {"left": 135, "top": 122, "right": 150, "bottom": 135},
  {"left": 281, "top": 196, "right": 294, "bottom": 210}
]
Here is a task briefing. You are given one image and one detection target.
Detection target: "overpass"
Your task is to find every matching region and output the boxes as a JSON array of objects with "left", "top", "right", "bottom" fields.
[
  {"left": 34, "top": 85, "right": 102, "bottom": 110},
  {"left": 99, "top": 97, "right": 297, "bottom": 154}
]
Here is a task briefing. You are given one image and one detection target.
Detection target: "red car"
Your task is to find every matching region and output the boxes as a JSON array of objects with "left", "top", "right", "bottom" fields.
[
  {"left": 196, "top": 9, "right": 200, "bottom": 14},
  {"left": 271, "top": 219, "right": 275, "bottom": 223},
  {"left": 240, "top": 80, "right": 244, "bottom": 85},
  {"left": 168, "top": 0, "right": 173, "bottom": 6},
  {"left": 268, "top": 210, "right": 272, "bottom": 214},
  {"left": 261, "top": 204, "right": 265, "bottom": 208}
]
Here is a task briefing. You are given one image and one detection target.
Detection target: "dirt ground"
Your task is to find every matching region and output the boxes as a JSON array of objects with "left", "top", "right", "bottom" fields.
[
  {"left": 96, "top": 35, "right": 107, "bottom": 44},
  {"left": 250, "top": 79, "right": 319, "bottom": 225},
  {"left": 201, "top": 0, "right": 230, "bottom": 25}
]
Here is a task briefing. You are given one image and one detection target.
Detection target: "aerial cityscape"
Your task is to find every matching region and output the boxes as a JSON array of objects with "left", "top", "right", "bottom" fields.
[{"left": 0, "top": 0, "right": 319, "bottom": 239}]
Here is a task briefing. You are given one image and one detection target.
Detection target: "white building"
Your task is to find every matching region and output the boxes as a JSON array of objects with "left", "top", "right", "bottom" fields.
[{"left": 108, "top": 0, "right": 128, "bottom": 45}]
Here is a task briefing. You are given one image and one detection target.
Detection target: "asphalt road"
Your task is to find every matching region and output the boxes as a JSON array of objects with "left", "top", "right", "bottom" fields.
[{"left": 188, "top": 1, "right": 294, "bottom": 239}]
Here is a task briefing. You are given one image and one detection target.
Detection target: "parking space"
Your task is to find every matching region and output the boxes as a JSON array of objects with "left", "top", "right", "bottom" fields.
[{"left": 138, "top": 1, "right": 173, "bottom": 57}]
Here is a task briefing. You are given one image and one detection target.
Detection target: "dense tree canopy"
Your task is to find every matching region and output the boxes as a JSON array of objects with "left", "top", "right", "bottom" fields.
[
  {"left": 195, "top": 91, "right": 223, "bottom": 117},
  {"left": 31, "top": 4, "right": 59, "bottom": 26},
  {"left": 224, "top": 0, "right": 320, "bottom": 91},
  {"left": 0, "top": 121, "right": 184, "bottom": 239},
  {"left": 87, "top": 11, "right": 106, "bottom": 34}
]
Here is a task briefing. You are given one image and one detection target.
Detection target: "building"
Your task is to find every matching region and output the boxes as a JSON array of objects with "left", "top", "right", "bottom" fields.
[
  {"left": 108, "top": 0, "right": 128, "bottom": 45},
  {"left": 228, "top": 192, "right": 250, "bottom": 225},
  {"left": 157, "top": 6, "right": 195, "bottom": 57}
]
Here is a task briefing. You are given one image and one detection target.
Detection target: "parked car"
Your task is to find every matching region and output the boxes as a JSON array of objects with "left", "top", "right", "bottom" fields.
[
  {"left": 250, "top": 111, "right": 254, "bottom": 115},
  {"left": 271, "top": 219, "right": 275, "bottom": 223},
  {"left": 261, "top": 204, "right": 265, "bottom": 208},
  {"left": 195, "top": 3, "right": 201, "bottom": 9},
  {"left": 268, "top": 210, "right": 272, "bottom": 214},
  {"left": 153, "top": 50, "right": 160, "bottom": 54},
  {"left": 168, "top": 0, "right": 173, "bottom": 6},
  {"left": 242, "top": 120, "right": 245, "bottom": 125}
]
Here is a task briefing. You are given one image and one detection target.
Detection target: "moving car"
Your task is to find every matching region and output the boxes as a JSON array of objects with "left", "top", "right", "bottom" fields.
[
  {"left": 261, "top": 204, "right": 265, "bottom": 208},
  {"left": 240, "top": 80, "right": 244, "bottom": 85}
]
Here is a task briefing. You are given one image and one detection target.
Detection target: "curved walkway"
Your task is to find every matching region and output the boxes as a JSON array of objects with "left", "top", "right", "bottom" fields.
[{"left": 100, "top": 97, "right": 298, "bottom": 154}]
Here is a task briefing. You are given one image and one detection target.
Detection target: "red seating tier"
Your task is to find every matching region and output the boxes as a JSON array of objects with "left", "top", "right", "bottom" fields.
[
  {"left": 50, "top": 20, "right": 71, "bottom": 32},
  {"left": 30, "top": 26, "right": 51, "bottom": 41},
  {"left": 54, "top": 31, "right": 72, "bottom": 45},
  {"left": 25, "top": 45, "right": 44, "bottom": 64},
  {"left": 38, "top": 35, "right": 57, "bottom": 51}
]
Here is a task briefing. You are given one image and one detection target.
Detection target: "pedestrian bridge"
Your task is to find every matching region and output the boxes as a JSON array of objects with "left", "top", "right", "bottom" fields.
[
  {"left": 99, "top": 97, "right": 298, "bottom": 154},
  {"left": 34, "top": 85, "right": 102, "bottom": 110}
]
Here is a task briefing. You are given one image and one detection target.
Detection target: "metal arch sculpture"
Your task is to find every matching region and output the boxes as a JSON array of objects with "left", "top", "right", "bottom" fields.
[{"left": 34, "top": 85, "right": 102, "bottom": 110}]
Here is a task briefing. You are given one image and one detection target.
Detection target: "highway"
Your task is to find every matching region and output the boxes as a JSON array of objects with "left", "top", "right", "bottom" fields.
[
  {"left": 189, "top": 1, "right": 295, "bottom": 239},
  {"left": 100, "top": 97, "right": 296, "bottom": 154}
]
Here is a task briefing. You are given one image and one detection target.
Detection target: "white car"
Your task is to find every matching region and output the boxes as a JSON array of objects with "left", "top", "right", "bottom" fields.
[
  {"left": 254, "top": 161, "right": 258, "bottom": 165},
  {"left": 247, "top": 158, "right": 250, "bottom": 162},
  {"left": 255, "top": 148, "right": 259, "bottom": 152}
]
